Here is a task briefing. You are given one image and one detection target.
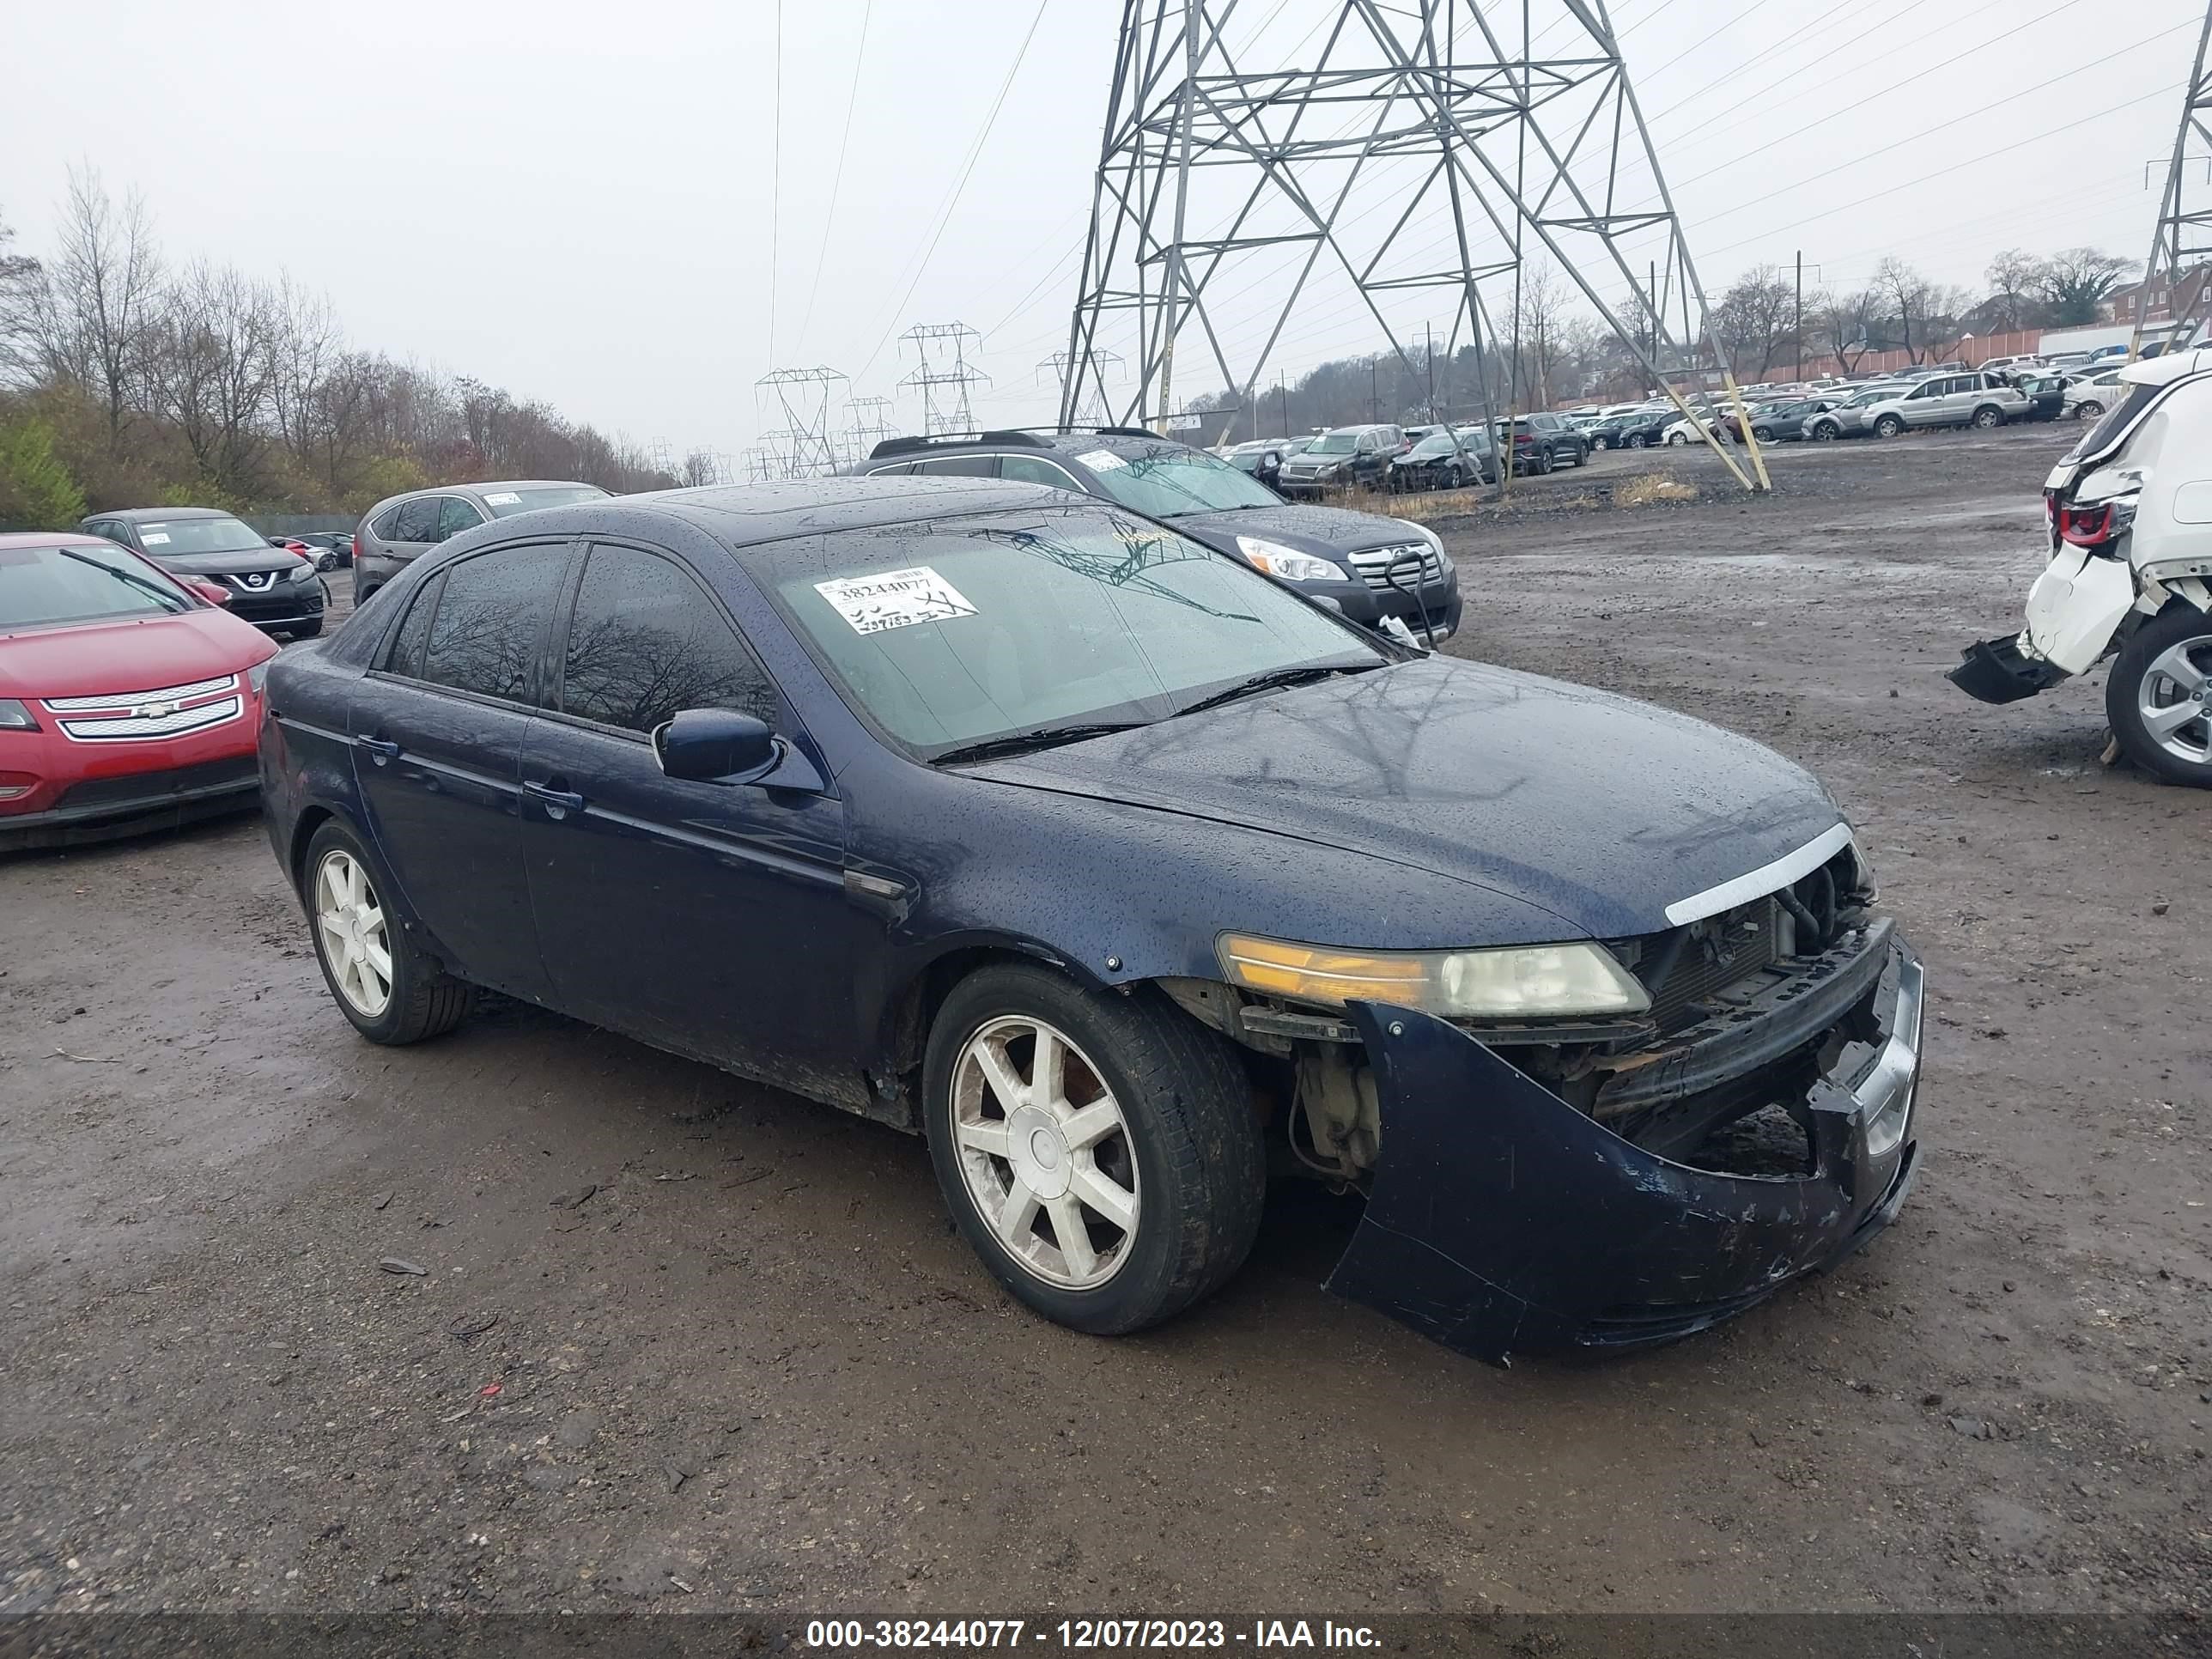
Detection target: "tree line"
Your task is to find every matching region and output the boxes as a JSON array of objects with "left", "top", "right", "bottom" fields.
[
  {"left": 1189, "top": 245, "right": 2138, "bottom": 441},
  {"left": 0, "top": 168, "right": 692, "bottom": 532}
]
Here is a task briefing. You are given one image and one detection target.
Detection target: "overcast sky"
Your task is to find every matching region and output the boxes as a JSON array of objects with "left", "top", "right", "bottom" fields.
[{"left": 2, "top": 0, "right": 2202, "bottom": 459}]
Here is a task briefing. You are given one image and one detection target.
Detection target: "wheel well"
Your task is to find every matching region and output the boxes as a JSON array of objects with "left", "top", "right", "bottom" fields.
[
  {"left": 289, "top": 805, "right": 335, "bottom": 896},
  {"left": 885, "top": 944, "right": 1066, "bottom": 1087}
]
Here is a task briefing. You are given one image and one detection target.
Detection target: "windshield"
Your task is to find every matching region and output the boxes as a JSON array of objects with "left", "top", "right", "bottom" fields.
[
  {"left": 479, "top": 484, "right": 610, "bottom": 519},
  {"left": 1078, "top": 445, "right": 1280, "bottom": 517},
  {"left": 1409, "top": 431, "right": 1488, "bottom": 458},
  {"left": 127, "top": 515, "right": 266, "bottom": 556},
  {"left": 0, "top": 543, "right": 192, "bottom": 629},
  {"left": 762, "top": 504, "right": 1381, "bottom": 760},
  {"left": 1307, "top": 433, "right": 1358, "bottom": 455}
]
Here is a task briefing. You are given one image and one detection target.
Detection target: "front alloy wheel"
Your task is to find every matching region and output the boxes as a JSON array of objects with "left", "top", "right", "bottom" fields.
[
  {"left": 924, "top": 963, "right": 1265, "bottom": 1334},
  {"left": 2108, "top": 608, "right": 2212, "bottom": 787},
  {"left": 1874, "top": 414, "right": 1905, "bottom": 438}
]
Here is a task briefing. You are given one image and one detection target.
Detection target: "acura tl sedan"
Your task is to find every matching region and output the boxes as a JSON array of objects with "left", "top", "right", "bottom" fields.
[{"left": 259, "top": 477, "right": 1925, "bottom": 1363}]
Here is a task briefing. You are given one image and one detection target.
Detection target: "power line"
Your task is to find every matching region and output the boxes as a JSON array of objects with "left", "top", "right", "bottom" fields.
[
  {"left": 852, "top": 0, "right": 1051, "bottom": 386},
  {"left": 796, "top": 0, "right": 876, "bottom": 358}
]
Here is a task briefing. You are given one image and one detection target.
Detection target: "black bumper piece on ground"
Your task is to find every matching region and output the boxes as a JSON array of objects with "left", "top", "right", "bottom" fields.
[
  {"left": 1949, "top": 634, "right": 2066, "bottom": 704},
  {"left": 0, "top": 757, "right": 260, "bottom": 852},
  {"left": 1326, "top": 939, "right": 1923, "bottom": 1364}
]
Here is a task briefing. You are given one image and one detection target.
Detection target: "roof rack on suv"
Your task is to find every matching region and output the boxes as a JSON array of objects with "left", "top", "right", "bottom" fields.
[{"left": 867, "top": 430, "right": 1053, "bottom": 460}]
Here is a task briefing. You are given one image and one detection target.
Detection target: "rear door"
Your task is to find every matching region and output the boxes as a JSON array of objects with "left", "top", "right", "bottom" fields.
[
  {"left": 520, "top": 540, "right": 858, "bottom": 1097},
  {"left": 350, "top": 540, "right": 573, "bottom": 999}
]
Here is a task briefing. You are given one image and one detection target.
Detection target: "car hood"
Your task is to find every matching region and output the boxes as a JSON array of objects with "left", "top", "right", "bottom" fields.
[
  {"left": 0, "top": 608, "right": 276, "bottom": 698},
  {"left": 1168, "top": 501, "right": 1425, "bottom": 560},
  {"left": 961, "top": 656, "right": 1843, "bottom": 939},
  {"left": 145, "top": 548, "right": 301, "bottom": 575}
]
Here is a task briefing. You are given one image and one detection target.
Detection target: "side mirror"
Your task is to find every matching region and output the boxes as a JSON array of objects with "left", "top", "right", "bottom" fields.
[
  {"left": 188, "top": 579, "right": 232, "bottom": 606},
  {"left": 653, "top": 708, "right": 777, "bottom": 782}
]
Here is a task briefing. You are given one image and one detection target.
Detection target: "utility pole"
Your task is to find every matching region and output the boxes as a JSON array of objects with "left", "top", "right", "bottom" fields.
[
  {"left": 1370, "top": 360, "right": 1380, "bottom": 423},
  {"left": 1425, "top": 321, "right": 1437, "bottom": 421},
  {"left": 1277, "top": 374, "right": 1288, "bottom": 439},
  {"left": 1795, "top": 251, "right": 1803, "bottom": 380}
]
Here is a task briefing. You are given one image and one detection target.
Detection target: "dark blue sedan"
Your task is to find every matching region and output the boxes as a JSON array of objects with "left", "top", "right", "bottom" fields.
[{"left": 258, "top": 478, "right": 1925, "bottom": 1362}]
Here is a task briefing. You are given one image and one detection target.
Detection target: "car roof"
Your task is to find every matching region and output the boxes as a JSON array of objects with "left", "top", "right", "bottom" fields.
[
  {"left": 0, "top": 530, "right": 117, "bottom": 549},
  {"left": 94, "top": 506, "right": 236, "bottom": 522},
  {"left": 860, "top": 428, "right": 1206, "bottom": 469},
  {"left": 481, "top": 476, "right": 1074, "bottom": 554},
  {"left": 378, "top": 477, "right": 599, "bottom": 507}
]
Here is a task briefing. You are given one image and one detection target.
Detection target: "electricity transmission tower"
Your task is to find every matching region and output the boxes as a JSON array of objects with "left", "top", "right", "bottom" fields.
[
  {"left": 756, "top": 368, "right": 849, "bottom": 477},
  {"left": 900, "top": 324, "right": 988, "bottom": 435},
  {"left": 2135, "top": 4, "right": 2212, "bottom": 357},
  {"left": 1060, "top": 0, "right": 1768, "bottom": 490},
  {"left": 844, "top": 395, "right": 900, "bottom": 465},
  {"left": 1040, "top": 348, "right": 1124, "bottom": 428}
]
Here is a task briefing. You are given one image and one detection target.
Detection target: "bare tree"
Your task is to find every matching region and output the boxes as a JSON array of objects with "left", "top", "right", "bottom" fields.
[
  {"left": 26, "top": 168, "right": 162, "bottom": 451},
  {"left": 1811, "top": 288, "right": 1879, "bottom": 373},
  {"left": 144, "top": 262, "right": 277, "bottom": 495},
  {"left": 1511, "top": 260, "right": 1573, "bottom": 407},
  {"left": 1712, "top": 264, "right": 1797, "bottom": 378},
  {"left": 0, "top": 206, "right": 42, "bottom": 385},
  {"left": 1871, "top": 259, "right": 1969, "bottom": 363},
  {"left": 1981, "top": 249, "right": 2045, "bottom": 333},
  {"left": 269, "top": 276, "right": 344, "bottom": 471},
  {"left": 2037, "top": 247, "right": 2130, "bottom": 326}
]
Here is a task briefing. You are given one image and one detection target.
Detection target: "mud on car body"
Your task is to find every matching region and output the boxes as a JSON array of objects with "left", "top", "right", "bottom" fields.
[{"left": 258, "top": 477, "right": 1922, "bottom": 1364}]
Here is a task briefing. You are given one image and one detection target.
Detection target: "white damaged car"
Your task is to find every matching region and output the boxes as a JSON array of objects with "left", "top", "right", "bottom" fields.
[{"left": 1949, "top": 348, "right": 2212, "bottom": 786}]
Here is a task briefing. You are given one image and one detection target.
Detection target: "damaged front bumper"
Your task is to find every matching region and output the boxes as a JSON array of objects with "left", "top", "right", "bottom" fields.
[{"left": 1327, "top": 937, "right": 1923, "bottom": 1364}]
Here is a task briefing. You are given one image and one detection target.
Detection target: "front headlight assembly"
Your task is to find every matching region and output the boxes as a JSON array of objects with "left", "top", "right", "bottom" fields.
[
  {"left": 1218, "top": 933, "right": 1650, "bottom": 1019},
  {"left": 1235, "top": 537, "right": 1341, "bottom": 583}
]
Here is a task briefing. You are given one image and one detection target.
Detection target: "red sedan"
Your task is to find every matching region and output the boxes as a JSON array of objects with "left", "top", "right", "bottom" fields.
[{"left": 0, "top": 532, "right": 280, "bottom": 850}]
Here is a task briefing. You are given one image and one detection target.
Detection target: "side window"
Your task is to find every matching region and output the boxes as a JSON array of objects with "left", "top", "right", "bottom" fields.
[
  {"left": 1357, "top": 433, "right": 1379, "bottom": 453},
  {"left": 418, "top": 544, "right": 569, "bottom": 704},
  {"left": 391, "top": 498, "right": 441, "bottom": 544},
  {"left": 383, "top": 569, "right": 446, "bottom": 679},
  {"left": 914, "top": 456, "right": 998, "bottom": 477},
  {"left": 1000, "top": 454, "right": 1082, "bottom": 489},
  {"left": 558, "top": 544, "right": 777, "bottom": 736},
  {"left": 867, "top": 462, "right": 916, "bottom": 477},
  {"left": 1909, "top": 383, "right": 1936, "bottom": 399},
  {"left": 436, "top": 497, "right": 485, "bottom": 542}
]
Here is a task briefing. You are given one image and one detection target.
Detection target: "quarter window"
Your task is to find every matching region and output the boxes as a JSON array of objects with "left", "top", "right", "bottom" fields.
[
  {"left": 999, "top": 455, "right": 1082, "bottom": 489},
  {"left": 417, "top": 544, "right": 568, "bottom": 704},
  {"left": 914, "top": 456, "right": 999, "bottom": 477},
  {"left": 385, "top": 570, "right": 446, "bottom": 680},
  {"left": 558, "top": 544, "right": 775, "bottom": 735}
]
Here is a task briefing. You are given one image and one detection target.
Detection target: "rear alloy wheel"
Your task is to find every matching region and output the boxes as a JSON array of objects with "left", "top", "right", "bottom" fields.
[
  {"left": 303, "top": 821, "right": 473, "bottom": 1043},
  {"left": 1972, "top": 404, "right": 2003, "bottom": 429},
  {"left": 925, "top": 963, "right": 1265, "bottom": 1334},
  {"left": 2075, "top": 400, "right": 2104, "bottom": 422},
  {"left": 1873, "top": 414, "right": 1905, "bottom": 438},
  {"left": 2106, "top": 607, "right": 2212, "bottom": 787}
]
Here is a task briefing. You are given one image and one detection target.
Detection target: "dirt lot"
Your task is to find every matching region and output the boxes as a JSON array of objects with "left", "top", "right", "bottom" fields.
[{"left": 3, "top": 427, "right": 2208, "bottom": 1632}]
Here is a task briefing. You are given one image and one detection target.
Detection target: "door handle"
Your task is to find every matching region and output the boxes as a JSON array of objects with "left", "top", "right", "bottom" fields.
[
  {"left": 523, "top": 779, "right": 586, "bottom": 816},
  {"left": 359, "top": 736, "right": 400, "bottom": 764}
]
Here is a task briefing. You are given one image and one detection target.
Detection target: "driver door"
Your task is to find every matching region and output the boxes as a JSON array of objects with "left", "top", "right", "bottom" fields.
[{"left": 518, "top": 539, "right": 860, "bottom": 1103}]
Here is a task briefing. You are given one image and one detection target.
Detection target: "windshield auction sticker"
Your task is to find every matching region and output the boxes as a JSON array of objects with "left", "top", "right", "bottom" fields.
[{"left": 816, "top": 566, "right": 979, "bottom": 635}]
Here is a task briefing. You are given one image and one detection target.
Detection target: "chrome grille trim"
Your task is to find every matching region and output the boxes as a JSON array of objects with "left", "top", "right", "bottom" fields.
[
  {"left": 56, "top": 696, "right": 245, "bottom": 742},
  {"left": 1346, "top": 543, "right": 1446, "bottom": 590},
  {"left": 225, "top": 570, "right": 281, "bottom": 592},
  {"left": 44, "top": 674, "right": 239, "bottom": 711}
]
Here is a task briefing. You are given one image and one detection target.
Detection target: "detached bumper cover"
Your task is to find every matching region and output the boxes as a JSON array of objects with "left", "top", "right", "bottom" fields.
[
  {"left": 1949, "top": 634, "right": 2066, "bottom": 704},
  {"left": 1328, "top": 940, "right": 1923, "bottom": 1363}
]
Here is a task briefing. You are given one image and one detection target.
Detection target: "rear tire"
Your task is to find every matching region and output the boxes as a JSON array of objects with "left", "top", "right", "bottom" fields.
[
  {"left": 923, "top": 963, "right": 1267, "bottom": 1336},
  {"left": 302, "top": 821, "right": 473, "bottom": 1044},
  {"left": 2106, "top": 605, "right": 2212, "bottom": 787},
  {"left": 2074, "top": 400, "right": 2104, "bottom": 422}
]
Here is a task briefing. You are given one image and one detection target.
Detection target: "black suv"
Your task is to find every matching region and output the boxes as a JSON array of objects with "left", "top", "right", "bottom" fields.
[
  {"left": 78, "top": 507, "right": 327, "bottom": 637},
  {"left": 1495, "top": 414, "right": 1589, "bottom": 474},
  {"left": 847, "top": 428, "right": 1462, "bottom": 643},
  {"left": 1273, "top": 423, "right": 1407, "bottom": 497}
]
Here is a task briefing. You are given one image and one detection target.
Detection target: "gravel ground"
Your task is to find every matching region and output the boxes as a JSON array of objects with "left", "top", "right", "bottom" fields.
[{"left": 2, "top": 427, "right": 2207, "bottom": 1630}]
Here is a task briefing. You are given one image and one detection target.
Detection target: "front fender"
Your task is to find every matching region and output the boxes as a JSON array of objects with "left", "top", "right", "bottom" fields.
[{"left": 2023, "top": 546, "right": 2136, "bottom": 674}]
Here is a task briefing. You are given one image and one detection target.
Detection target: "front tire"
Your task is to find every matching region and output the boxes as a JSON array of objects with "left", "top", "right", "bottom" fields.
[
  {"left": 1589, "top": 434, "right": 1608, "bottom": 452},
  {"left": 2106, "top": 606, "right": 2212, "bottom": 787},
  {"left": 1873, "top": 414, "right": 1905, "bottom": 438},
  {"left": 923, "top": 963, "right": 1266, "bottom": 1335},
  {"left": 1626, "top": 432, "right": 1648, "bottom": 449},
  {"left": 1752, "top": 426, "right": 1775, "bottom": 443},
  {"left": 1808, "top": 423, "right": 1837, "bottom": 442},
  {"left": 303, "top": 821, "right": 474, "bottom": 1043}
]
